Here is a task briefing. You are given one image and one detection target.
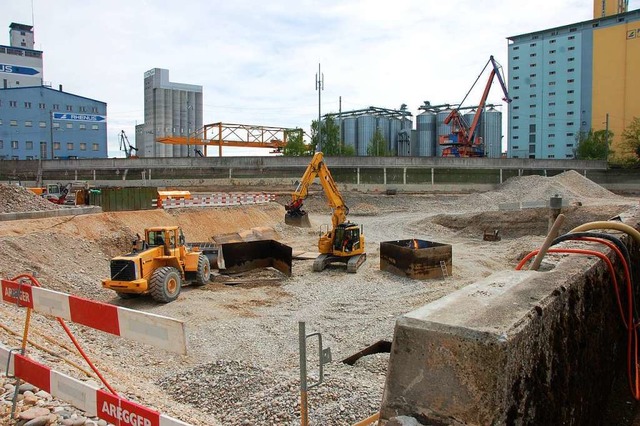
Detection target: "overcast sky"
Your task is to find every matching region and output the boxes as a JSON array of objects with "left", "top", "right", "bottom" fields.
[{"left": 4, "top": 0, "right": 639, "bottom": 157}]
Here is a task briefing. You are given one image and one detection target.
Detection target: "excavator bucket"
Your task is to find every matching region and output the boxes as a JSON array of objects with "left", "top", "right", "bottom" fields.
[
  {"left": 218, "top": 240, "right": 292, "bottom": 276},
  {"left": 285, "top": 212, "right": 312, "bottom": 228}
]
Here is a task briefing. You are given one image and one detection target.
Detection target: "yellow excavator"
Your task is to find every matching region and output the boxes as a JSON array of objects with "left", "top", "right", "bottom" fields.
[{"left": 285, "top": 152, "right": 366, "bottom": 273}]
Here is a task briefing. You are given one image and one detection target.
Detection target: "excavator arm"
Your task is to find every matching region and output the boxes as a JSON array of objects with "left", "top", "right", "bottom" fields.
[{"left": 285, "top": 152, "right": 349, "bottom": 229}]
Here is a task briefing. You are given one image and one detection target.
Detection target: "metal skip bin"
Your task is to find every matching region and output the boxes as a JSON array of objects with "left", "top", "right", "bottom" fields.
[
  {"left": 218, "top": 240, "right": 293, "bottom": 276},
  {"left": 380, "top": 239, "right": 452, "bottom": 280}
]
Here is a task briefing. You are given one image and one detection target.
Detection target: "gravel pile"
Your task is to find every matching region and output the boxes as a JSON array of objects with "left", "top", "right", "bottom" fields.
[
  {"left": 454, "top": 170, "right": 626, "bottom": 212},
  {"left": 0, "top": 184, "right": 61, "bottom": 213}
]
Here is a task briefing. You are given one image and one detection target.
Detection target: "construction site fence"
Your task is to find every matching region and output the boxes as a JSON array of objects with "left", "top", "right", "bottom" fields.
[{"left": 88, "top": 187, "right": 157, "bottom": 212}]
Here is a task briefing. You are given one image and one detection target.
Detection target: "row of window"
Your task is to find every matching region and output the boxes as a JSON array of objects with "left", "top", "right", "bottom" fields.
[
  {"left": 513, "top": 110, "right": 576, "bottom": 120},
  {"left": 513, "top": 57, "right": 575, "bottom": 67},
  {"left": 0, "top": 119, "right": 100, "bottom": 130},
  {"left": 513, "top": 73, "right": 576, "bottom": 81},
  {"left": 513, "top": 132, "right": 575, "bottom": 140},
  {"left": 0, "top": 140, "right": 100, "bottom": 151},
  {"left": 513, "top": 47, "right": 575, "bottom": 60},
  {"left": 512, "top": 100, "right": 576, "bottom": 110},
  {"left": 512, "top": 144, "right": 575, "bottom": 149},
  {"left": 512, "top": 35, "right": 577, "bottom": 50},
  {"left": 513, "top": 122, "right": 575, "bottom": 130},
  {"left": 513, "top": 85, "right": 575, "bottom": 93},
  {"left": 0, "top": 100, "right": 99, "bottom": 113}
]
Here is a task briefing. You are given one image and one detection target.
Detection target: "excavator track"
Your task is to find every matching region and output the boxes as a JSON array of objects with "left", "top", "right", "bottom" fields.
[
  {"left": 346, "top": 253, "right": 366, "bottom": 273},
  {"left": 313, "top": 254, "right": 331, "bottom": 272}
]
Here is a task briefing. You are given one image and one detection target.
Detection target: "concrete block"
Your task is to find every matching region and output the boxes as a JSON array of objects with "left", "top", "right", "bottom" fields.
[
  {"left": 498, "top": 202, "right": 521, "bottom": 211},
  {"left": 521, "top": 201, "right": 546, "bottom": 209}
]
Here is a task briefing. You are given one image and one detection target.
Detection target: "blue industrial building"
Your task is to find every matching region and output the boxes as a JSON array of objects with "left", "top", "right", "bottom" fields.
[{"left": 0, "top": 86, "right": 107, "bottom": 159}]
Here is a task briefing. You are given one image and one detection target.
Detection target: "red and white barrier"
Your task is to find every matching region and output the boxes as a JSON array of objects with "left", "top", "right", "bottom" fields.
[
  {"left": 1, "top": 279, "right": 187, "bottom": 355},
  {"left": 157, "top": 192, "right": 276, "bottom": 209},
  {"left": 0, "top": 343, "right": 191, "bottom": 426}
]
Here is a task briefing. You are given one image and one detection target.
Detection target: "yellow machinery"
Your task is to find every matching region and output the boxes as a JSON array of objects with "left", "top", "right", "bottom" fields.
[
  {"left": 101, "top": 226, "right": 210, "bottom": 303},
  {"left": 285, "top": 152, "right": 366, "bottom": 273}
]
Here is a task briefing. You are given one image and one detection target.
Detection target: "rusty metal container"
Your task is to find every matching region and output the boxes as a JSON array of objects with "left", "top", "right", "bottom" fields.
[{"left": 380, "top": 239, "right": 452, "bottom": 280}]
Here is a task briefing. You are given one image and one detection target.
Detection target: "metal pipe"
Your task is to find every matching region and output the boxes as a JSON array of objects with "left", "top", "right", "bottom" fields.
[{"left": 530, "top": 213, "right": 565, "bottom": 271}]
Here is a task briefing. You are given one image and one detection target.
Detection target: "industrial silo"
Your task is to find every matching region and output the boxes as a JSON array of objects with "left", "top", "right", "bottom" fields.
[
  {"left": 342, "top": 117, "right": 357, "bottom": 151},
  {"left": 436, "top": 109, "right": 452, "bottom": 157},
  {"left": 388, "top": 118, "right": 402, "bottom": 155},
  {"left": 357, "top": 115, "right": 377, "bottom": 156},
  {"left": 416, "top": 111, "right": 436, "bottom": 156},
  {"left": 482, "top": 107, "right": 503, "bottom": 158}
]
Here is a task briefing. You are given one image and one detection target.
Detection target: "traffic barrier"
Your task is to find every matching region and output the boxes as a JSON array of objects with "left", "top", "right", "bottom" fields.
[
  {"left": 1, "top": 279, "right": 187, "bottom": 355},
  {"left": 153, "top": 192, "right": 276, "bottom": 209},
  {"left": 1, "top": 343, "right": 191, "bottom": 426}
]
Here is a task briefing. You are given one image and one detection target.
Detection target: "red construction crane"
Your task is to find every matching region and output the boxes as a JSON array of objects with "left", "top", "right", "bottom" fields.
[{"left": 440, "top": 56, "right": 511, "bottom": 157}]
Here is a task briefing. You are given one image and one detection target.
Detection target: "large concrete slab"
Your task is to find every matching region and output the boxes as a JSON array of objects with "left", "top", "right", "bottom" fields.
[{"left": 380, "top": 253, "right": 632, "bottom": 425}]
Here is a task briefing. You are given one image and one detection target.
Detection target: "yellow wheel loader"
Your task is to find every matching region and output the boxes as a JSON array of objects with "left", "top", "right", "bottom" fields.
[{"left": 102, "top": 226, "right": 211, "bottom": 303}]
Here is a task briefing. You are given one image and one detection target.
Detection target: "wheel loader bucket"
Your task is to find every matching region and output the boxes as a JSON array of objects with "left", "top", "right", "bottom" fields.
[
  {"left": 285, "top": 212, "right": 312, "bottom": 228},
  {"left": 218, "top": 240, "right": 292, "bottom": 276}
]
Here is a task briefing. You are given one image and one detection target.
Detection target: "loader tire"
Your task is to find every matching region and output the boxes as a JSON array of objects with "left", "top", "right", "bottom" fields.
[
  {"left": 194, "top": 254, "right": 211, "bottom": 286},
  {"left": 149, "top": 266, "right": 182, "bottom": 303}
]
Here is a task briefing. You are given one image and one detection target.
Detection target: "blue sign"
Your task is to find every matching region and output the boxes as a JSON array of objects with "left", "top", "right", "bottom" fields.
[
  {"left": 53, "top": 113, "right": 106, "bottom": 122},
  {"left": 0, "top": 63, "right": 39, "bottom": 75}
]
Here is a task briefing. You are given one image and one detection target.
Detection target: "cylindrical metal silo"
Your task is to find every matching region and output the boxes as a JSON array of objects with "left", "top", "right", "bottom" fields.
[
  {"left": 342, "top": 117, "right": 357, "bottom": 151},
  {"left": 436, "top": 109, "right": 452, "bottom": 157},
  {"left": 163, "top": 89, "right": 173, "bottom": 157},
  {"left": 388, "top": 118, "right": 402, "bottom": 155},
  {"left": 357, "top": 115, "right": 376, "bottom": 156},
  {"left": 482, "top": 107, "right": 502, "bottom": 158},
  {"left": 175, "top": 90, "right": 184, "bottom": 157},
  {"left": 416, "top": 111, "right": 436, "bottom": 157}
]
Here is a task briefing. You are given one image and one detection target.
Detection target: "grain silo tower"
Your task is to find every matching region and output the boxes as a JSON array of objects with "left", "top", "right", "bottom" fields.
[
  {"left": 416, "top": 110, "right": 436, "bottom": 156},
  {"left": 357, "top": 115, "right": 377, "bottom": 156},
  {"left": 436, "top": 109, "right": 452, "bottom": 157},
  {"left": 482, "top": 107, "right": 503, "bottom": 158},
  {"left": 342, "top": 117, "right": 357, "bottom": 151}
]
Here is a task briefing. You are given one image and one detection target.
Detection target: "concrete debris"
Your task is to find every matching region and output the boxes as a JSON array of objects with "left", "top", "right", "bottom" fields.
[
  {"left": 0, "top": 184, "right": 61, "bottom": 213},
  {"left": 387, "top": 416, "right": 426, "bottom": 426}
]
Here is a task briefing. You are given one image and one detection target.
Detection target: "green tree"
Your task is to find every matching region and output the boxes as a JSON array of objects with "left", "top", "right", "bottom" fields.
[
  {"left": 311, "top": 115, "right": 342, "bottom": 155},
  {"left": 575, "top": 129, "right": 613, "bottom": 160},
  {"left": 622, "top": 117, "right": 640, "bottom": 159},
  {"left": 282, "top": 129, "right": 311, "bottom": 156},
  {"left": 367, "top": 127, "right": 389, "bottom": 156}
]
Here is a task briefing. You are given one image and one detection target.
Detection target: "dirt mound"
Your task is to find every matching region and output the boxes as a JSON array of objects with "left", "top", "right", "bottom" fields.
[
  {"left": 0, "top": 184, "right": 61, "bottom": 213},
  {"left": 455, "top": 170, "right": 624, "bottom": 211}
]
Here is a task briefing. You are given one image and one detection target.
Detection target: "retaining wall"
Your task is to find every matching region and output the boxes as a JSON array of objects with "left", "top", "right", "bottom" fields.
[
  {"left": 379, "top": 211, "right": 640, "bottom": 425},
  {"left": 0, "top": 206, "right": 102, "bottom": 221}
]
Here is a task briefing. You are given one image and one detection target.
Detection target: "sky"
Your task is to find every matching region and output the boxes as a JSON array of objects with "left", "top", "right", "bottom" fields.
[{"left": 3, "top": 0, "right": 640, "bottom": 157}]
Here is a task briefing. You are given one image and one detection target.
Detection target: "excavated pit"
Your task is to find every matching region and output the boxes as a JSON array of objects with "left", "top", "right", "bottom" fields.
[{"left": 380, "top": 239, "right": 452, "bottom": 280}]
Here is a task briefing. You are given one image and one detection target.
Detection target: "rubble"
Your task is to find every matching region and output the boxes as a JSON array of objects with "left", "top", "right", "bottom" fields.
[{"left": 0, "top": 184, "right": 61, "bottom": 213}]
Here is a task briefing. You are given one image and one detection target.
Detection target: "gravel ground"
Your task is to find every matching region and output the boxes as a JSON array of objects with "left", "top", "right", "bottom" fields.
[{"left": 0, "top": 171, "right": 638, "bottom": 426}]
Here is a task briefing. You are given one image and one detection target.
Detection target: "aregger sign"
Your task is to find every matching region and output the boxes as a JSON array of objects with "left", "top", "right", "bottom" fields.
[{"left": 1, "top": 345, "right": 192, "bottom": 426}]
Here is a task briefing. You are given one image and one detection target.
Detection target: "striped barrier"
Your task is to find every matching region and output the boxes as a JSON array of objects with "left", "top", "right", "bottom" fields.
[
  {"left": 1, "top": 279, "right": 187, "bottom": 355},
  {"left": 0, "top": 343, "right": 191, "bottom": 426},
  {"left": 153, "top": 192, "right": 276, "bottom": 209}
]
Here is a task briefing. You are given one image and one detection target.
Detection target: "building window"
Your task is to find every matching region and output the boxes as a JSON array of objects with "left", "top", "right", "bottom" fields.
[
  {"left": 66, "top": 123, "right": 73, "bottom": 129},
  {"left": 67, "top": 143, "right": 74, "bottom": 150},
  {"left": 567, "top": 143, "right": 574, "bottom": 147},
  {"left": 39, "top": 121, "right": 46, "bottom": 128},
  {"left": 529, "top": 134, "right": 536, "bottom": 143},
  {"left": 548, "top": 144, "right": 555, "bottom": 148},
  {"left": 514, "top": 85, "right": 520, "bottom": 90},
  {"left": 529, "top": 114, "right": 536, "bottom": 118},
  {"left": 25, "top": 141, "right": 33, "bottom": 150},
  {"left": 513, "top": 56, "right": 520, "bottom": 60},
  {"left": 91, "top": 107, "right": 98, "bottom": 113},
  {"left": 569, "top": 28, "right": 577, "bottom": 33},
  {"left": 53, "top": 122, "right": 60, "bottom": 129},
  {"left": 53, "top": 142, "right": 60, "bottom": 150},
  {"left": 39, "top": 103, "right": 46, "bottom": 109},
  {"left": 513, "top": 126, "right": 519, "bottom": 130},
  {"left": 514, "top": 46, "right": 519, "bottom": 50},
  {"left": 513, "top": 116, "right": 519, "bottom": 119},
  {"left": 530, "top": 42, "right": 537, "bottom": 46},
  {"left": 567, "top": 111, "right": 574, "bottom": 115},
  {"left": 530, "top": 73, "right": 537, "bottom": 77},
  {"left": 549, "top": 113, "right": 556, "bottom": 117},
  {"left": 548, "top": 155, "right": 555, "bottom": 158},
  {"left": 513, "top": 136, "right": 519, "bottom": 140},
  {"left": 513, "top": 66, "right": 520, "bottom": 70},
  {"left": 549, "top": 60, "right": 556, "bottom": 64},
  {"left": 568, "top": 46, "right": 575, "bottom": 51},
  {"left": 92, "top": 143, "right": 99, "bottom": 151},
  {"left": 567, "top": 122, "right": 574, "bottom": 126},
  {"left": 549, "top": 123, "right": 556, "bottom": 127},
  {"left": 567, "top": 100, "right": 574, "bottom": 105},
  {"left": 24, "top": 120, "right": 32, "bottom": 127},
  {"left": 513, "top": 146, "right": 519, "bottom": 149},
  {"left": 530, "top": 83, "right": 537, "bottom": 88},
  {"left": 66, "top": 105, "right": 73, "bottom": 112},
  {"left": 513, "top": 106, "right": 520, "bottom": 110},
  {"left": 9, "top": 101, "right": 17, "bottom": 107},
  {"left": 11, "top": 141, "right": 18, "bottom": 149},
  {"left": 80, "top": 143, "right": 87, "bottom": 151},
  {"left": 568, "top": 68, "right": 575, "bottom": 72},
  {"left": 550, "top": 39, "right": 556, "bottom": 44},
  {"left": 566, "top": 132, "right": 574, "bottom": 136},
  {"left": 549, "top": 50, "right": 556, "bottom": 54},
  {"left": 530, "top": 94, "right": 537, "bottom": 98},
  {"left": 53, "top": 104, "right": 60, "bottom": 111},
  {"left": 549, "top": 102, "right": 556, "bottom": 106},
  {"left": 514, "top": 76, "right": 520, "bottom": 80},
  {"left": 79, "top": 124, "right": 86, "bottom": 130},
  {"left": 26, "top": 156, "right": 33, "bottom": 160},
  {"left": 530, "top": 53, "right": 537, "bottom": 57},
  {"left": 529, "top": 124, "right": 536, "bottom": 132},
  {"left": 0, "top": 140, "right": 3, "bottom": 149},
  {"left": 549, "top": 81, "right": 556, "bottom": 86},
  {"left": 530, "top": 63, "right": 537, "bottom": 67},
  {"left": 568, "top": 89, "right": 574, "bottom": 94},
  {"left": 79, "top": 106, "right": 86, "bottom": 112},
  {"left": 549, "top": 92, "right": 556, "bottom": 96},
  {"left": 91, "top": 124, "right": 99, "bottom": 130},
  {"left": 529, "top": 145, "right": 536, "bottom": 154},
  {"left": 568, "top": 57, "right": 575, "bottom": 62},
  {"left": 10, "top": 120, "right": 17, "bottom": 126},
  {"left": 568, "top": 35, "right": 575, "bottom": 40},
  {"left": 549, "top": 134, "right": 556, "bottom": 138},
  {"left": 24, "top": 102, "right": 31, "bottom": 108},
  {"left": 529, "top": 104, "right": 536, "bottom": 108}
]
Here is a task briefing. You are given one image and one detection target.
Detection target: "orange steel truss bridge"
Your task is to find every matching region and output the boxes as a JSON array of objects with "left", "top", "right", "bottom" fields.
[{"left": 156, "top": 122, "right": 303, "bottom": 157}]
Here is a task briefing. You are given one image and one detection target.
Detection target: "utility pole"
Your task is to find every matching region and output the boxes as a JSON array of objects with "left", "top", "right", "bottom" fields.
[
  {"left": 338, "top": 96, "right": 342, "bottom": 155},
  {"left": 315, "top": 63, "right": 324, "bottom": 152}
]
